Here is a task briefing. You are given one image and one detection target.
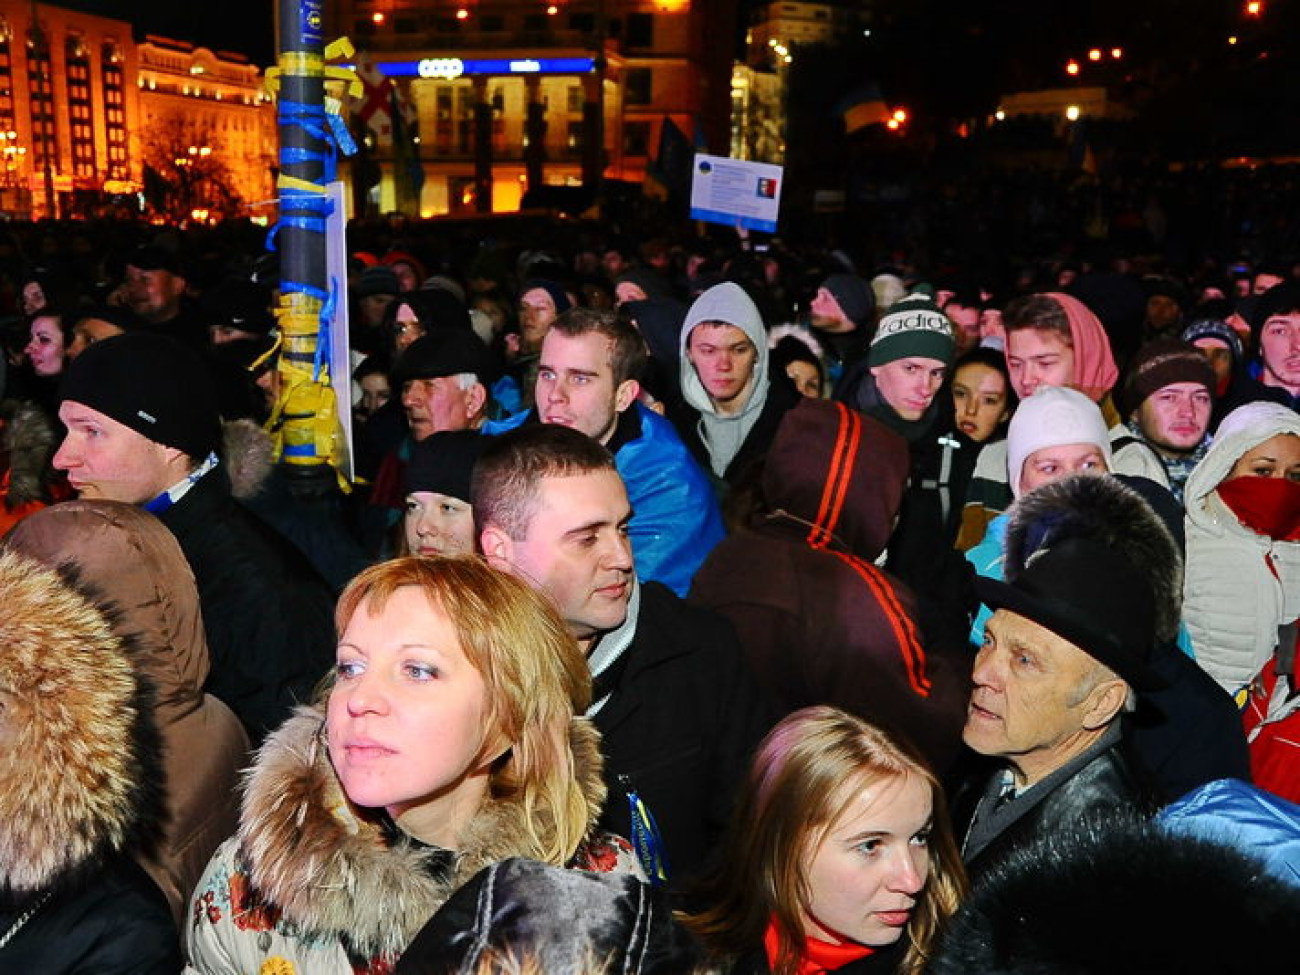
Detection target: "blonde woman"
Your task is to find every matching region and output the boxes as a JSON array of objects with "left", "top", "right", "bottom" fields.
[
  {"left": 186, "top": 556, "right": 638, "bottom": 975},
  {"left": 683, "top": 706, "right": 966, "bottom": 975}
]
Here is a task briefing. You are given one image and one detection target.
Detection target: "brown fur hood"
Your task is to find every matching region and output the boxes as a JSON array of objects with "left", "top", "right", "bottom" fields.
[
  {"left": 236, "top": 705, "right": 607, "bottom": 959},
  {"left": 0, "top": 548, "right": 160, "bottom": 898}
]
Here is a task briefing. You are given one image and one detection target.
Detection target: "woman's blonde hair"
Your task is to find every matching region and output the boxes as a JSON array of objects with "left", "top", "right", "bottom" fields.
[
  {"left": 334, "top": 555, "right": 594, "bottom": 864},
  {"left": 683, "top": 706, "right": 966, "bottom": 975}
]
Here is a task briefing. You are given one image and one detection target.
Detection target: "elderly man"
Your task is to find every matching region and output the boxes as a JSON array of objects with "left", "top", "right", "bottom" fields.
[
  {"left": 954, "top": 536, "right": 1164, "bottom": 878},
  {"left": 1118, "top": 339, "right": 1216, "bottom": 502}
]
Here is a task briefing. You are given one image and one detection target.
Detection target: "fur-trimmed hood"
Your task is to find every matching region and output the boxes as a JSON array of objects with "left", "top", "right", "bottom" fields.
[
  {"left": 0, "top": 548, "right": 159, "bottom": 899},
  {"left": 1005, "top": 474, "right": 1183, "bottom": 645},
  {"left": 235, "top": 705, "right": 607, "bottom": 960}
]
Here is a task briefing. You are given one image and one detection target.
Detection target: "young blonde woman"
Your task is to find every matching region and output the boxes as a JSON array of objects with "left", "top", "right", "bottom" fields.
[
  {"left": 185, "top": 556, "right": 638, "bottom": 975},
  {"left": 683, "top": 706, "right": 966, "bottom": 975}
]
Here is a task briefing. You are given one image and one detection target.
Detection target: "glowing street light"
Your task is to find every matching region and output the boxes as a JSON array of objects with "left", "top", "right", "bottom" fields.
[
  {"left": 1111, "top": 47, "right": 1123, "bottom": 59},
  {"left": 1066, "top": 60, "right": 1080, "bottom": 76},
  {"left": 1066, "top": 105, "right": 1081, "bottom": 121},
  {"left": 456, "top": 8, "right": 469, "bottom": 20},
  {"left": 1088, "top": 48, "right": 1102, "bottom": 61},
  {"left": 1246, "top": 1, "right": 1263, "bottom": 16}
]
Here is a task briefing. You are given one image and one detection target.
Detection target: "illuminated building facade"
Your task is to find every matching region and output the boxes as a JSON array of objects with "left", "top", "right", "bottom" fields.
[
  {"left": 325, "top": 0, "right": 738, "bottom": 217},
  {"left": 0, "top": 3, "right": 275, "bottom": 220},
  {"left": 0, "top": 1, "right": 140, "bottom": 217},
  {"left": 136, "top": 36, "right": 277, "bottom": 221}
]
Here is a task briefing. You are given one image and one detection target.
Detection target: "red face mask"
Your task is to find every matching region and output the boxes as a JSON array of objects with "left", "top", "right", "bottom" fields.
[{"left": 1217, "top": 475, "right": 1300, "bottom": 541}]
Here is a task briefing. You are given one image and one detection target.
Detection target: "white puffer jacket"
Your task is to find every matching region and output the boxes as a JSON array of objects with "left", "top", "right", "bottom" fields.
[{"left": 1183, "top": 402, "right": 1300, "bottom": 695}]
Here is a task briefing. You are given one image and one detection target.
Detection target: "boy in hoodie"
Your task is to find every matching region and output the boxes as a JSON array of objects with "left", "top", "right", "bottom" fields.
[{"left": 670, "top": 281, "right": 797, "bottom": 511}]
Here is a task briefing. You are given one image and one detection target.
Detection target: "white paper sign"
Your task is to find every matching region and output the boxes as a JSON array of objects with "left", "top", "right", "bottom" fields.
[{"left": 689, "top": 153, "right": 783, "bottom": 233}]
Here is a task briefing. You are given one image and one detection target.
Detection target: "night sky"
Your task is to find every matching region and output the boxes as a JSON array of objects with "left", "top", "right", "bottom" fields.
[{"left": 54, "top": 1, "right": 276, "bottom": 63}]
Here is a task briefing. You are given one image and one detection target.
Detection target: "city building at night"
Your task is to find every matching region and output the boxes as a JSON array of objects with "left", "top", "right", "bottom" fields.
[
  {"left": 325, "top": 0, "right": 738, "bottom": 216},
  {"left": 136, "top": 35, "right": 277, "bottom": 221},
  {"left": 0, "top": 2, "right": 275, "bottom": 220}
]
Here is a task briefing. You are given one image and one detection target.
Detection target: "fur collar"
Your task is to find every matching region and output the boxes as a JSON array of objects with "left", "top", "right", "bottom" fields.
[
  {"left": 0, "top": 549, "right": 159, "bottom": 898},
  {"left": 237, "top": 706, "right": 606, "bottom": 959}
]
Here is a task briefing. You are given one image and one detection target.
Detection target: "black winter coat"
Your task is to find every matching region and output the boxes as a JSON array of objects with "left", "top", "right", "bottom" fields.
[
  {"left": 593, "top": 581, "right": 775, "bottom": 890},
  {"left": 0, "top": 858, "right": 180, "bottom": 974},
  {"left": 952, "top": 732, "right": 1156, "bottom": 881},
  {"left": 159, "top": 465, "right": 337, "bottom": 742}
]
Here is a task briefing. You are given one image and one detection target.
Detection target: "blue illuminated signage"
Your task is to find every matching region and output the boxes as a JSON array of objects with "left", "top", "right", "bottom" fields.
[{"left": 376, "top": 57, "right": 595, "bottom": 78}]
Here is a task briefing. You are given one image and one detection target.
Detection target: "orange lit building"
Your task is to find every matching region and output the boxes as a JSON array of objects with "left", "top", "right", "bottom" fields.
[
  {"left": 324, "top": 0, "right": 738, "bottom": 217},
  {"left": 0, "top": 3, "right": 276, "bottom": 220},
  {"left": 0, "top": 1, "right": 140, "bottom": 217},
  {"left": 136, "top": 36, "right": 277, "bottom": 221}
]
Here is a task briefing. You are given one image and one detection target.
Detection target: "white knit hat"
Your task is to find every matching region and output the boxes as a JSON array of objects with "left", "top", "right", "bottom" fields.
[{"left": 1007, "top": 386, "right": 1113, "bottom": 497}]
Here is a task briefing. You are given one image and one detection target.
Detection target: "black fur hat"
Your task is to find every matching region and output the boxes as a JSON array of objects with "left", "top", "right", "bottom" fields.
[{"left": 928, "top": 815, "right": 1300, "bottom": 974}]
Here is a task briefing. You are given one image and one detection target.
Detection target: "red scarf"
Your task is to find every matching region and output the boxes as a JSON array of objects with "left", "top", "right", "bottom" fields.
[
  {"left": 1218, "top": 476, "right": 1300, "bottom": 542},
  {"left": 763, "top": 916, "right": 874, "bottom": 975}
]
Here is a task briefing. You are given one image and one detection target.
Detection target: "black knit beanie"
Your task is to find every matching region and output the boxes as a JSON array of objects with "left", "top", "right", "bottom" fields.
[{"left": 59, "top": 332, "right": 222, "bottom": 459}]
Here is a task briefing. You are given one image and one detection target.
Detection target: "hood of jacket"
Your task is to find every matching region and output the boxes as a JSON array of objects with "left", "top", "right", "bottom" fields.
[
  {"left": 1185, "top": 401, "right": 1300, "bottom": 524},
  {"left": 678, "top": 281, "right": 770, "bottom": 419},
  {"left": 236, "top": 705, "right": 607, "bottom": 960},
  {"left": 0, "top": 547, "right": 160, "bottom": 898},
  {"left": 1005, "top": 473, "right": 1183, "bottom": 645},
  {"left": 6, "top": 500, "right": 210, "bottom": 727},
  {"left": 759, "top": 398, "right": 910, "bottom": 561}
]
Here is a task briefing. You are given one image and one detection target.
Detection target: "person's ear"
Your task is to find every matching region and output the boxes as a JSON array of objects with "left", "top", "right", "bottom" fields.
[
  {"left": 1080, "top": 678, "right": 1128, "bottom": 731},
  {"left": 479, "top": 524, "right": 514, "bottom": 569},
  {"left": 465, "top": 382, "right": 488, "bottom": 420},
  {"left": 613, "top": 378, "right": 640, "bottom": 414}
]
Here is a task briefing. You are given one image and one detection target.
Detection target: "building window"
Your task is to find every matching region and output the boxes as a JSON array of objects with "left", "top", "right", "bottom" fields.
[
  {"left": 26, "top": 30, "right": 56, "bottom": 172},
  {"left": 103, "top": 42, "right": 128, "bottom": 178},
  {"left": 67, "top": 38, "right": 95, "bottom": 177},
  {"left": 626, "top": 13, "right": 654, "bottom": 48},
  {"left": 625, "top": 68, "right": 652, "bottom": 106}
]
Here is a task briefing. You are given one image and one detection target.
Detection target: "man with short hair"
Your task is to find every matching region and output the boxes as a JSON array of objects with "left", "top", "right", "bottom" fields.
[
  {"left": 120, "top": 245, "right": 205, "bottom": 348},
  {"left": 809, "top": 271, "right": 874, "bottom": 388},
  {"left": 486, "top": 308, "right": 724, "bottom": 596},
  {"left": 53, "top": 333, "right": 336, "bottom": 741},
  {"left": 1119, "top": 339, "right": 1216, "bottom": 502},
  {"left": 943, "top": 290, "right": 984, "bottom": 356},
  {"left": 954, "top": 537, "right": 1163, "bottom": 878},
  {"left": 1251, "top": 281, "right": 1300, "bottom": 408},
  {"left": 670, "top": 281, "right": 797, "bottom": 492},
  {"left": 475, "top": 425, "right": 772, "bottom": 888}
]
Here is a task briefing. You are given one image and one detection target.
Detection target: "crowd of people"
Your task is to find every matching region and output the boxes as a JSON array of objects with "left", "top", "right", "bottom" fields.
[{"left": 1, "top": 211, "right": 1300, "bottom": 974}]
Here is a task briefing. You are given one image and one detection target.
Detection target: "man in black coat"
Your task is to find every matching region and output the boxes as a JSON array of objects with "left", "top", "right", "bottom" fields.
[
  {"left": 475, "top": 424, "right": 774, "bottom": 889},
  {"left": 53, "top": 333, "right": 336, "bottom": 743},
  {"left": 952, "top": 537, "right": 1163, "bottom": 879}
]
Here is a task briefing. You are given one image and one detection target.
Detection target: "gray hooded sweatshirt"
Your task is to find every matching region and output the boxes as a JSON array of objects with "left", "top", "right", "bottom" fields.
[{"left": 678, "top": 282, "right": 769, "bottom": 478}]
